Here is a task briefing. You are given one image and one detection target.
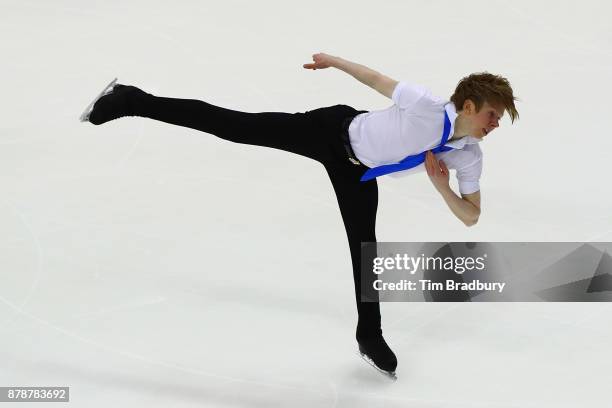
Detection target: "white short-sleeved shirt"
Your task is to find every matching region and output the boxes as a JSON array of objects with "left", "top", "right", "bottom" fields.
[{"left": 348, "top": 81, "right": 483, "bottom": 195}]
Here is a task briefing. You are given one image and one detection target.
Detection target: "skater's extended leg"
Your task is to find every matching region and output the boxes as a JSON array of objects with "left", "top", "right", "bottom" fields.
[{"left": 86, "top": 82, "right": 326, "bottom": 161}]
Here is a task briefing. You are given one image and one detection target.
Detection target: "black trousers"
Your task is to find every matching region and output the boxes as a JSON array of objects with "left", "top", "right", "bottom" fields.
[{"left": 131, "top": 93, "right": 382, "bottom": 339}]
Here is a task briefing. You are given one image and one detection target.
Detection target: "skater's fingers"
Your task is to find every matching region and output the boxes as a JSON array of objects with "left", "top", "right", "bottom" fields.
[
  {"left": 430, "top": 152, "right": 441, "bottom": 176},
  {"left": 425, "top": 152, "right": 433, "bottom": 175},
  {"left": 439, "top": 159, "right": 449, "bottom": 174},
  {"left": 303, "top": 63, "right": 319, "bottom": 70},
  {"left": 425, "top": 151, "right": 434, "bottom": 170},
  {"left": 428, "top": 152, "right": 441, "bottom": 175}
]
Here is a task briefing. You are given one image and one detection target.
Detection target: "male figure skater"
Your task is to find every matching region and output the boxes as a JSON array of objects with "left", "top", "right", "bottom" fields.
[{"left": 79, "top": 52, "right": 519, "bottom": 379}]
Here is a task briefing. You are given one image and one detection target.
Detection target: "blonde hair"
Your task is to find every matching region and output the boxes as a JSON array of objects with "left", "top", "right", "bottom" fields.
[{"left": 450, "top": 72, "right": 520, "bottom": 124}]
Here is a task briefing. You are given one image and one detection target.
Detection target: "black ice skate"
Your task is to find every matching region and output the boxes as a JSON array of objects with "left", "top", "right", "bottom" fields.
[
  {"left": 79, "top": 77, "right": 118, "bottom": 122},
  {"left": 79, "top": 78, "right": 148, "bottom": 125},
  {"left": 357, "top": 335, "right": 398, "bottom": 380}
]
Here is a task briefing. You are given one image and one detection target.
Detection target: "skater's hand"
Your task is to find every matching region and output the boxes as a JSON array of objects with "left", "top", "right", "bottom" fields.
[
  {"left": 303, "top": 53, "right": 337, "bottom": 70},
  {"left": 425, "top": 150, "right": 450, "bottom": 192}
]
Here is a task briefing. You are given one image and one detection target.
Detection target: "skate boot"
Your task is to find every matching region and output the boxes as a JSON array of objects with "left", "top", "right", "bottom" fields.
[
  {"left": 79, "top": 78, "right": 149, "bottom": 125},
  {"left": 357, "top": 333, "right": 398, "bottom": 380}
]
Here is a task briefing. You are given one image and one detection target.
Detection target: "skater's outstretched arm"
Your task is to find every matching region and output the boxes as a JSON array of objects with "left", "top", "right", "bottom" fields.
[{"left": 303, "top": 53, "right": 398, "bottom": 99}]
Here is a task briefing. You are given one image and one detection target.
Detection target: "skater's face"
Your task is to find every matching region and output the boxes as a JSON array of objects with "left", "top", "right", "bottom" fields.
[{"left": 463, "top": 99, "right": 504, "bottom": 139}]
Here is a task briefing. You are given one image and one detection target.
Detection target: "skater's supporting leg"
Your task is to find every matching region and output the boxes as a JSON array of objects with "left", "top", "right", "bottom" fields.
[
  {"left": 324, "top": 164, "right": 398, "bottom": 374},
  {"left": 323, "top": 164, "right": 382, "bottom": 337}
]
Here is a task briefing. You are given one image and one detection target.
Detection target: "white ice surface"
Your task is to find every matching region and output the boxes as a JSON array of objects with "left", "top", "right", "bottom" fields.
[{"left": 1, "top": 0, "right": 612, "bottom": 406}]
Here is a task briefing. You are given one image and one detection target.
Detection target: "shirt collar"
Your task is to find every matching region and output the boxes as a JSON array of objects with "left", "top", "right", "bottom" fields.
[{"left": 444, "top": 102, "right": 481, "bottom": 149}]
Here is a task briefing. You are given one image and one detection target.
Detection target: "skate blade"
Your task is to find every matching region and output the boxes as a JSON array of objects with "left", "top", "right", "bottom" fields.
[
  {"left": 357, "top": 350, "right": 398, "bottom": 381},
  {"left": 79, "top": 77, "right": 118, "bottom": 122}
]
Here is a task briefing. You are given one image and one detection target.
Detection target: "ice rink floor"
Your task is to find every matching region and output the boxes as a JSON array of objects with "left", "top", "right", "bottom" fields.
[{"left": 2, "top": 0, "right": 612, "bottom": 406}]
